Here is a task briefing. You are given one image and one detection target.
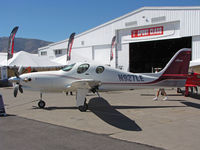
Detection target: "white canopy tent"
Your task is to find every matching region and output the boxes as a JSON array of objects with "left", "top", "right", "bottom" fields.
[
  {"left": 0, "top": 53, "right": 7, "bottom": 67},
  {"left": 0, "top": 51, "right": 62, "bottom": 67}
]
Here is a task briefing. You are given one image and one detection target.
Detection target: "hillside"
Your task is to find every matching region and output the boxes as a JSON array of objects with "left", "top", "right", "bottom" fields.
[{"left": 0, "top": 37, "right": 52, "bottom": 54}]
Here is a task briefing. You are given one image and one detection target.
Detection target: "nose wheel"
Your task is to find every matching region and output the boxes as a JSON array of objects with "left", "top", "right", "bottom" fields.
[
  {"left": 38, "top": 92, "right": 46, "bottom": 109},
  {"left": 38, "top": 100, "right": 46, "bottom": 108}
]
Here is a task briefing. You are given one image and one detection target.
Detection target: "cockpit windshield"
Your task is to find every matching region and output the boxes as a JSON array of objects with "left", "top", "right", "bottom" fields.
[{"left": 62, "top": 63, "right": 76, "bottom": 72}]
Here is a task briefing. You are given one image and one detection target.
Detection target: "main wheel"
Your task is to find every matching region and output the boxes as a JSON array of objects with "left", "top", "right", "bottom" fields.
[
  {"left": 78, "top": 103, "right": 88, "bottom": 112},
  {"left": 38, "top": 100, "right": 46, "bottom": 108},
  {"left": 177, "top": 88, "right": 182, "bottom": 93}
]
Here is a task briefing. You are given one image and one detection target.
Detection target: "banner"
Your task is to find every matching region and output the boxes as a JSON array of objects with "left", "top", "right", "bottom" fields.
[
  {"left": 66, "top": 32, "right": 75, "bottom": 61},
  {"left": 7, "top": 26, "right": 19, "bottom": 60},
  {"left": 110, "top": 36, "right": 116, "bottom": 61}
]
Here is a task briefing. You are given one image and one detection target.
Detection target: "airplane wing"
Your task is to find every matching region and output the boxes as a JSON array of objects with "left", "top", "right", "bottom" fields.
[
  {"left": 65, "top": 79, "right": 101, "bottom": 110},
  {"left": 65, "top": 79, "right": 101, "bottom": 90}
]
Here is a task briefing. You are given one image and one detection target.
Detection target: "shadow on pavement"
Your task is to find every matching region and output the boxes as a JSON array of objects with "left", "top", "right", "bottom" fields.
[
  {"left": 186, "top": 93, "right": 200, "bottom": 100},
  {"left": 32, "top": 106, "right": 77, "bottom": 110},
  {"left": 141, "top": 94, "right": 183, "bottom": 97},
  {"left": 88, "top": 97, "right": 142, "bottom": 131},
  {"left": 33, "top": 97, "right": 188, "bottom": 131},
  {"left": 181, "top": 101, "right": 200, "bottom": 109}
]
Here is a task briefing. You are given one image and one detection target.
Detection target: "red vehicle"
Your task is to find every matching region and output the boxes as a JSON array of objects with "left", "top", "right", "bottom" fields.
[{"left": 180, "top": 72, "right": 200, "bottom": 96}]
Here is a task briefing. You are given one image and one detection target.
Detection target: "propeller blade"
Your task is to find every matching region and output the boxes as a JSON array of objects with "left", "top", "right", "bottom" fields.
[
  {"left": 14, "top": 84, "right": 19, "bottom": 97},
  {"left": 18, "top": 66, "right": 23, "bottom": 75},
  {"left": 13, "top": 66, "right": 19, "bottom": 78},
  {"left": 13, "top": 66, "right": 24, "bottom": 78},
  {"left": 19, "top": 84, "right": 23, "bottom": 93}
]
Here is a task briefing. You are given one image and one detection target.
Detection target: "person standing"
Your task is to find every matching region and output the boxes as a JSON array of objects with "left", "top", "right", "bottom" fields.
[
  {"left": 153, "top": 88, "right": 168, "bottom": 101},
  {"left": 153, "top": 68, "right": 168, "bottom": 101}
]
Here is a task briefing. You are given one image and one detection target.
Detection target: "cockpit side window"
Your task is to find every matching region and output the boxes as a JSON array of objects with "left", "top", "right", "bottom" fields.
[
  {"left": 96, "top": 66, "right": 104, "bottom": 74},
  {"left": 62, "top": 63, "right": 75, "bottom": 72},
  {"left": 77, "top": 64, "right": 90, "bottom": 74}
]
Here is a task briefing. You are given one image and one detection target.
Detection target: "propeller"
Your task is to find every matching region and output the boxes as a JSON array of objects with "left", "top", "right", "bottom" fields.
[
  {"left": 14, "top": 84, "right": 19, "bottom": 97},
  {"left": 13, "top": 84, "right": 23, "bottom": 97},
  {"left": 11, "top": 66, "right": 24, "bottom": 97},
  {"left": 9, "top": 66, "right": 32, "bottom": 97}
]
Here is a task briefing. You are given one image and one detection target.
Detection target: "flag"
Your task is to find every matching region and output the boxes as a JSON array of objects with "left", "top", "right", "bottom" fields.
[
  {"left": 7, "top": 26, "right": 19, "bottom": 60},
  {"left": 66, "top": 32, "right": 75, "bottom": 61},
  {"left": 110, "top": 36, "right": 116, "bottom": 61}
]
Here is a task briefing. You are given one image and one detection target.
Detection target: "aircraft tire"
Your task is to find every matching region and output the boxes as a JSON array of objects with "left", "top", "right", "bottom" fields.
[
  {"left": 38, "top": 100, "right": 46, "bottom": 108},
  {"left": 177, "top": 88, "right": 182, "bottom": 93},
  {"left": 78, "top": 103, "right": 88, "bottom": 112}
]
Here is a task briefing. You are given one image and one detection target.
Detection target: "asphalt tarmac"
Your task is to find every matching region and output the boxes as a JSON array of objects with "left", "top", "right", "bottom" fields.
[
  {"left": 1, "top": 87, "right": 200, "bottom": 150},
  {"left": 0, "top": 115, "right": 162, "bottom": 150}
]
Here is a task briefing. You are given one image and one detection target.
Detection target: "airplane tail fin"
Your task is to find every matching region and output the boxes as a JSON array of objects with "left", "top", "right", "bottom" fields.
[
  {"left": 159, "top": 48, "right": 191, "bottom": 75},
  {"left": 156, "top": 48, "right": 191, "bottom": 87}
]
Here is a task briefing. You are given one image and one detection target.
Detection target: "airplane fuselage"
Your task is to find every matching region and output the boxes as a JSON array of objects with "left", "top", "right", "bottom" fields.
[{"left": 18, "top": 62, "right": 185, "bottom": 93}]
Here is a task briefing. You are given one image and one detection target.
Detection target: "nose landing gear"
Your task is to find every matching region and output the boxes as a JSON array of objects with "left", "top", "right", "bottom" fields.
[{"left": 38, "top": 92, "right": 46, "bottom": 108}]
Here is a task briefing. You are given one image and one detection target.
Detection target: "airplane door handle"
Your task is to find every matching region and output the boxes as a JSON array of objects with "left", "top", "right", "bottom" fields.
[{"left": 85, "top": 73, "right": 89, "bottom": 75}]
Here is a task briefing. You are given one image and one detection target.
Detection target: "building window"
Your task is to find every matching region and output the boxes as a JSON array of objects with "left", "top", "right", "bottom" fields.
[
  {"left": 41, "top": 51, "right": 47, "bottom": 56},
  {"left": 54, "top": 49, "right": 63, "bottom": 55}
]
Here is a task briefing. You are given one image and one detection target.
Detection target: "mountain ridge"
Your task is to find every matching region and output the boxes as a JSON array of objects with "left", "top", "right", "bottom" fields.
[{"left": 0, "top": 37, "right": 52, "bottom": 54}]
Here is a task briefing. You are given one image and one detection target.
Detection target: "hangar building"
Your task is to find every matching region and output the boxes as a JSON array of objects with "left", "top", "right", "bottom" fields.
[{"left": 38, "top": 7, "right": 200, "bottom": 73}]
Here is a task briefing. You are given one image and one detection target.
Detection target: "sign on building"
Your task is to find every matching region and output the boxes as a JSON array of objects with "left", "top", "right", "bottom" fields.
[{"left": 131, "top": 26, "right": 164, "bottom": 38}]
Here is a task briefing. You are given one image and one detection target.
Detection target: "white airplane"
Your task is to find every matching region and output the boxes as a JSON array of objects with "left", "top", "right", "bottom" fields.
[{"left": 9, "top": 48, "right": 191, "bottom": 112}]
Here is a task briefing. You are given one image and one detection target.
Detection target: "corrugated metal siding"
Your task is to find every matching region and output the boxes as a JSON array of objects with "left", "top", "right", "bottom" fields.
[
  {"left": 192, "top": 36, "right": 200, "bottom": 60},
  {"left": 73, "top": 9, "right": 185, "bottom": 47},
  {"left": 181, "top": 10, "right": 200, "bottom": 37}
]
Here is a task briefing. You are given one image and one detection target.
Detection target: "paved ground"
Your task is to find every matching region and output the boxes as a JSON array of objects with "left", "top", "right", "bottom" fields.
[
  {"left": 1, "top": 87, "right": 200, "bottom": 150},
  {"left": 0, "top": 116, "right": 161, "bottom": 150}
]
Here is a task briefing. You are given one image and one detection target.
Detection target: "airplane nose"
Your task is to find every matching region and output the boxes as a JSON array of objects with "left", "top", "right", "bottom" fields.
[{"left": 8, "top": 76, "right": 20, "bottom": 83}]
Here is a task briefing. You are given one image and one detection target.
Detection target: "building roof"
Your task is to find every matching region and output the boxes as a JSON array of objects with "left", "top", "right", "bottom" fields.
[{"left": 38, "top": 6, "right": 200, "bottom": 50}]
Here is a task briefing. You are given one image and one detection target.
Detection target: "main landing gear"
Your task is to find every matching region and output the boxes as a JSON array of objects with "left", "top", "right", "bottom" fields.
[
  {"left": 78, "top": 98, "right": 88, "bottom": 112},
  {"left": 38, "top": 93, "right": 46, "bottom": 108}
]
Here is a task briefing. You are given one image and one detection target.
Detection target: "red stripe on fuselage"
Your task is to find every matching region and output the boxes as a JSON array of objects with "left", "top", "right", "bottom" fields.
[{"left": 162, "top": 74, "right": 188, "bottom": 77}]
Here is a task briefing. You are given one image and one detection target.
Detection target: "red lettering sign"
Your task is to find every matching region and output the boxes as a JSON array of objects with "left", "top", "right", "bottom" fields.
[{"left": 131, "top": 26, "right": 163, "bottom": 38}]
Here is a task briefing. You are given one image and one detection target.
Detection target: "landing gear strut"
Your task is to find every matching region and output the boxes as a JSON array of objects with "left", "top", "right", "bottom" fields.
[
  {"left": 78, "top": 98, "right": 88, "bottom": 112},
  {"left": 38, "top": 93, "right": 46, "bottom": 108}
]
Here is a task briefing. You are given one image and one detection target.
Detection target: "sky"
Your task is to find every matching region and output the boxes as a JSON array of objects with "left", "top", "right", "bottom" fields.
[{"left": 0, "top": 0, "right": 200, "bottom": 42}]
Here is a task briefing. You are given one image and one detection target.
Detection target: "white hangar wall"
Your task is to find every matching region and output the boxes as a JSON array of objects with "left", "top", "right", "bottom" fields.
[{"left": 38, "top": 7, "right": 200, "bottom": 71}]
